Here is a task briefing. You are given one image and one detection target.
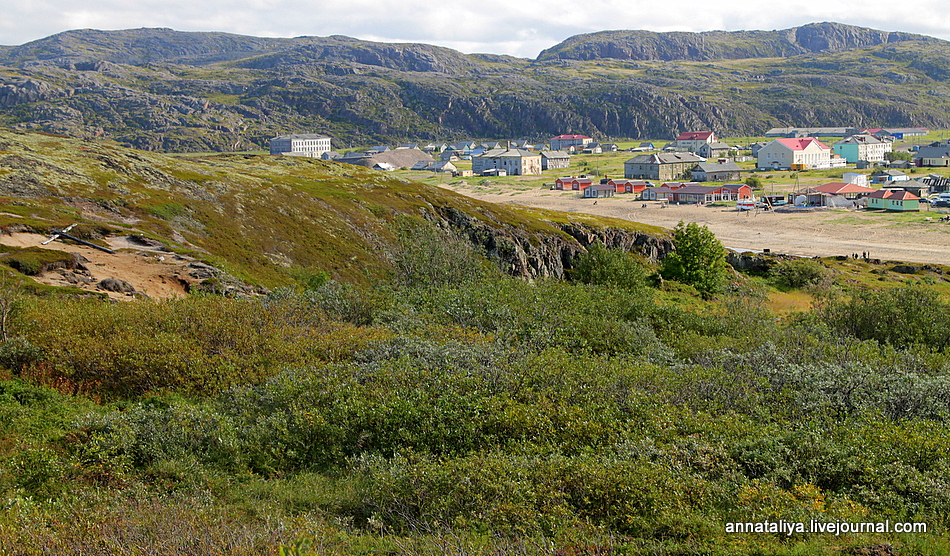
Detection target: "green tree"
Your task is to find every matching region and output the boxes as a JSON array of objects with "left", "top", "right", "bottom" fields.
[
  {"left": 745, "top": 176, "right": 763, "bottom": 189},
  {"left": 571, "top": 242, "right": 648, "bottom": 290},
  {"left": 660, "top": 221, "right": 728, "bottom": 295}
]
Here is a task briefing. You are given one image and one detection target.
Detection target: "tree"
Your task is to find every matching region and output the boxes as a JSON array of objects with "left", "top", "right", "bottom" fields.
[
  {"left": 660, "top": 221, "right": 728, "bottom": 295},
  {"left": 745, "top": 176, "right": 763, "bottom": 189}
]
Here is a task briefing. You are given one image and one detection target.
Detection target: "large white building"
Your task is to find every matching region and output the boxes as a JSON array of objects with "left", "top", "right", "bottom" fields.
[
  {"left": 270, "top": 134, "right": 332, "bottom": 157},
  {"left": 472, "top": 148, "right": 542, "bottom": 176},
  {"left": 833, "top": 134, "right": 892, "bottom": 163},
  {"left": 757, "top": 138, "right": 832, "bottom": 170}
]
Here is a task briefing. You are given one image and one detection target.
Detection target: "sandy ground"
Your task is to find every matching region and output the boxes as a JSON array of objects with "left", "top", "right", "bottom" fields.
[
  {"left": 0, "top": 232, "right": 196, "bottom": 299},
  {"left": 449, "top": 186, "right": 950, "bottom": 265}
]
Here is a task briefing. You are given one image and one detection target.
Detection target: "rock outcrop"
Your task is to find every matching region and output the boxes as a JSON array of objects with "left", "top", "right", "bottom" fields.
[{"left": 432, "top": 205, "right": 672, "bottom": 280}]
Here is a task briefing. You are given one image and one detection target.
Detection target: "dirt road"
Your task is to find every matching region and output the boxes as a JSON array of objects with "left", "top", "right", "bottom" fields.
[{"left": 453, "top": 187, "right": 950, "bottom": 265}]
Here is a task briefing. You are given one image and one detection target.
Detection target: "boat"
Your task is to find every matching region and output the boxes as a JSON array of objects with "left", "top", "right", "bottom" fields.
[{"left": 736, "top": 198, "right": 756, "bottom": 211}]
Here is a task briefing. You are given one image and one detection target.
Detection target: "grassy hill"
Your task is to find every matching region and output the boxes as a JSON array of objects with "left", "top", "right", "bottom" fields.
[{"left": 0, "top": 128, "right": 665, "bottom": 291}]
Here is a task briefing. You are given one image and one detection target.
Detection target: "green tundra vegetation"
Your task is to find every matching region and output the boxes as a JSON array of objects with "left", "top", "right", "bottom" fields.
[
  {"left": 3, "top": 129, "right": 950, "bottom": 554},
  {"left": 3, "top": 221, "right": 950, "bottom": 555}
]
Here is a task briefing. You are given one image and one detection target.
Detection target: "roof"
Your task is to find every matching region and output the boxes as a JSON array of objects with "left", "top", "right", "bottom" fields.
[
  {"left": 673, "top": 185, "right": 722, "bottom": 194},
  {"left": 272, "top": 133, "right": 331, "bottom": 140},
  {"left": 915, "top": 147, "right": 950, "bottom": 159},
  {"left": 551, "top": 134, "right": 592, "bottom": 140},
  {"left": 836, "top": 134, "right": 885, "bottom": 145},
  {"left": 812, "top": 182, "right": 875, "bottom": 195},
  {"left": 772, "top": 138, "right": 830, "bottom": 151},
  {"left": 343, "top": 148, "right": 433, "bottom": 170},
  {"left": 540, "top": 150, "right": 571, "bottom": 158},
  {"left": 695, "top": 162, "right": 741, "bottom": 172},
  {"left": 626, "top": 152, "right": 705, "bottom": 165},
  {"left": 676, "top": 131, "right": 714, "bottom": 141},
  {"left": 607, "top": 179, "right": 650, "bottom": 185},
  {"left": 868, "top": 189, "right": 920, "bottom": 200}
]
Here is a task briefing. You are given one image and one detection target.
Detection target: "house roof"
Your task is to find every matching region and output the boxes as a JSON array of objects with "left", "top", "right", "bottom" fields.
[
  {"left": 696, "top": 162, "right": 741, "bottom": 172},
  {"left": 915, "top": 147, "right": 950, "bottom": 159},
  {"left": 673, "top": 185, "right": 722, "bottom": 194},
  {"left": 551, "top": 134, "right": 592, "bottom": 140},
  {"left": 477, "top": 148, "right": 539, "bottom": 158},
  {"left": 676, "top": 131, "right": 714, "bottom": 141},
  {"left": 812, "top": 182, "right": 875, "bottom": 195},
  {"left": 272, "top": 133, "right": 331, "bottom": 140},
  {"left": 607, "top": 179, "right": 650, "bottom": 186},
  {"left": 868, "top": 189, "right": 920, "bottom": 200},
  {"left": 873, "top": 169, "right": 907, "bottom": 176},
  {"left": 540, "top": 150, "right": 570, "bottom": 158},
  {"left": 773, "top": 138, "right": 830, "bottom": 151},
  {"left": 626, "top": 152, "right": 705, "bottom": 165},
  {"left": 835, "top": 134, "right": 885, "bottom": 145}
]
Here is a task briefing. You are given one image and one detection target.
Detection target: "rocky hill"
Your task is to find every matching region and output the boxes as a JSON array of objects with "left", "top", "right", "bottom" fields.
[
  {"left": 536, "top": 22, "right": 942, "bottom": 62},
  {"left": 2, "top": 24, "right": 950, "bottom": 150}
]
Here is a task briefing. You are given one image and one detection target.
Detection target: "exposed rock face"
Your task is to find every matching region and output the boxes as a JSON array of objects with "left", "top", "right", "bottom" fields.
[
  {"left": 432, "top": 206, "right": 673, "bottom": 280},
  {"left": 0, "top": 78, "right": 62, "bottom": 107}
]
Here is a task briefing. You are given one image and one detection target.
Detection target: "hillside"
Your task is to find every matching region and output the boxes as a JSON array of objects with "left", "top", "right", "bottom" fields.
[
  {"left": 2, "top": 24, "right": 950, "bottom": 150},
  {"left": 535, "top": 22, "right": 943, "bottom": 62},
  {"left": 0, "top": 128, "right": 666, "bottom": 295}
]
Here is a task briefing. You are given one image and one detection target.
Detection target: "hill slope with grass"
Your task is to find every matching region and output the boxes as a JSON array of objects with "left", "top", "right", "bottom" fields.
[{"left": 0, "top": 128, "right": 667, "bottom": 294}]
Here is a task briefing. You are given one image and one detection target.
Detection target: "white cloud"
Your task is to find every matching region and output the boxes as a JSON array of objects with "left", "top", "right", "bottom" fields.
[{"left": 3, "top": 0, "right": 950, "bottom": 58}]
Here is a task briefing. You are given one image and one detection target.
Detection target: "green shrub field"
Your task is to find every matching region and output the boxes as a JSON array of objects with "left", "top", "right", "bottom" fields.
[{"left": 1, "top": 226, "right": 950, "bottom": 555}]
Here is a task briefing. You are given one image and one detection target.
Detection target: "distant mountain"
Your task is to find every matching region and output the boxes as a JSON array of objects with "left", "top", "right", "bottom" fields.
[
  {"left": 536, "top": 22, "right": 944, "bottom": 62},
  {"left": 1, "top": 24, "right": 950, "bottom": 151}
]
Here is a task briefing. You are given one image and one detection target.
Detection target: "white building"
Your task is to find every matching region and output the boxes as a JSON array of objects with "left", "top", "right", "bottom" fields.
[
  {"left": 269, "top": 134, "right": 332, "bottom": 157},
  {"left": 673, "top": 131, "right": 716, "bottom": 152},
  {"left": 757, "top": 138, "right": 832, "bottom": 170},
  {"left": 833, "top": 134, "right": 892, "bottom": 163}
]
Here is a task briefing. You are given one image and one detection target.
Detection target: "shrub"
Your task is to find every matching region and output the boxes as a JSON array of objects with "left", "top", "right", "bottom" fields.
[
  {"left": 772, "top": 258, "right": 830, "bottom": 289},
  {"left": 660, "top": 222, "right": 728, "bottom": 295},
  {"left": 571, "top": 242, "right": 649, "bottom": 291},
  {"left": 388, "top": 215, "right": 494, "bottom": 288}
]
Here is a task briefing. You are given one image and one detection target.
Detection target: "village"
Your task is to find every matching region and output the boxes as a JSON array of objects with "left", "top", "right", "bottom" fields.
[{"left": 268, "top": 127, "right": 950, "bottom": 213}]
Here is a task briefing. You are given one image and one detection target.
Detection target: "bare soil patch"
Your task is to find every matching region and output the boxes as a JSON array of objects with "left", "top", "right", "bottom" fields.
[{"left": 0, "top": 232, "right": 202, "bottom": 299}]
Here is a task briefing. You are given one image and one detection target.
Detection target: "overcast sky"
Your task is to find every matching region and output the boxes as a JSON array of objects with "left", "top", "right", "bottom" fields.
[{"left": 3, "top": 0, "right": 950, "bottom": 59}]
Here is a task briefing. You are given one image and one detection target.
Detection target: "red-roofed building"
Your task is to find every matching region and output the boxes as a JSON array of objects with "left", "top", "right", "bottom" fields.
[
  {"left": 550, "top": 134, "right": 593, "bottom": 151},
  {"left": 553, "top": 176, "right": 593, "bottom": 191},
  {"left": 668, "top": 184, "right": 753, "bottom": 204},
  {"left": 866, "top": 189, "right": 920, "bottom": 211},
  {"left": 606, "top": 179, "right": 650, "bottom": 194},
  {"left": 810, "top": 182, "right": 876, "bottom": 198},
  {"left": 674, "top": 131, "right": 717, "bottom": 152},
  {"left": 757, "top": 137, "right": 832, "bottom": 170}
]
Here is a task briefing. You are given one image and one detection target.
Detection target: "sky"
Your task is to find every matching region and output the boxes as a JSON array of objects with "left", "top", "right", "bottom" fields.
[{"left": 3, "top": 0, "right": 950, "bottom": 59}]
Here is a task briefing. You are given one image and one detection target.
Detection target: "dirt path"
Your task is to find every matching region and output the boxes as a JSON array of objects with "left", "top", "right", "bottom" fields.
[{"left": 451, "top": 187, "right": 950, "bottom": 265}]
